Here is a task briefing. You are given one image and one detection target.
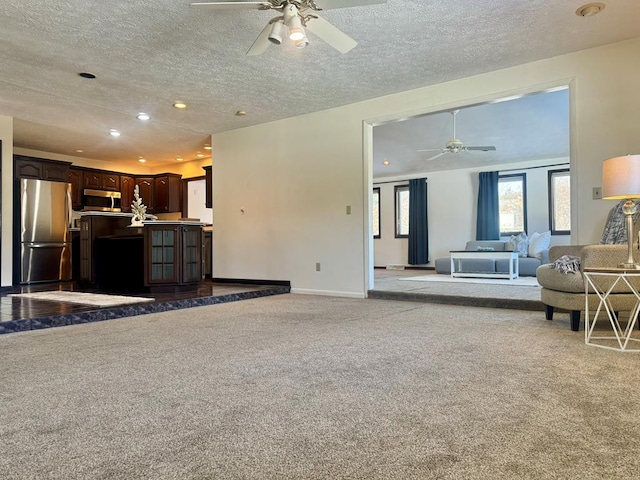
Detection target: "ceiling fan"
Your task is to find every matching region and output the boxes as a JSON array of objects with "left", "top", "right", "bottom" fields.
[
  {"left": 190, "top": 0, "right": 386, "bottom": 55},
  {"left": 417, "top": 110, "right": 497, "bottom": 161}
]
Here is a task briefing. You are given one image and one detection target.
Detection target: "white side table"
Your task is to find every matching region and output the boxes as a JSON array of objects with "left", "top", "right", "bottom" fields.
[{"left": 583, "top": 268, "right": 640, "bottom": 352}]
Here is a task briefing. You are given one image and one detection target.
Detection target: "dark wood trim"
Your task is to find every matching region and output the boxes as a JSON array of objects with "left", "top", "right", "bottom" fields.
[
  {"left": 211, "top": 278, "right": 291, "bottom": 287},
  {"left": 548, "top": 168, "right": 571, "bottom": 235},
  {"left": 394, "top": 184, "right": 409, "bottom": 238}
]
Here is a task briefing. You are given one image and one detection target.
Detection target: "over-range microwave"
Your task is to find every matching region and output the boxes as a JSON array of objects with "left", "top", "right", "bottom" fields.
[{"left": 82, "top": 189, "right": 122, "bottom": 212}]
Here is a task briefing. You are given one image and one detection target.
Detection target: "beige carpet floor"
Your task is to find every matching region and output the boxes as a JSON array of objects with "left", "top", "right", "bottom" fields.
[{"left": 1, "top": 294, "right": 639, "bottom": 479}]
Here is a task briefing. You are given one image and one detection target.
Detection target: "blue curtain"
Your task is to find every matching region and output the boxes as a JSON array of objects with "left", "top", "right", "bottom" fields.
[
  {"left": 408, "top": 178, "right": 429, "bottom": 264},
  {"left": 476, "top": 171, "right": 500, "bottom": 240}
]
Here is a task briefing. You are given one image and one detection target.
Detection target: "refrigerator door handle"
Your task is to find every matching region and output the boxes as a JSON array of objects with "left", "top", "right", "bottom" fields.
[{"left": 25, "top": 243, "right": 68, "bottom": 248}]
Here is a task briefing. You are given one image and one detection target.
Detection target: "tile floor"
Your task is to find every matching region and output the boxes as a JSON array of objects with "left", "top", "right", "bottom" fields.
[{"left": 0, "top": 280, "right": 290, "bottom": 334}]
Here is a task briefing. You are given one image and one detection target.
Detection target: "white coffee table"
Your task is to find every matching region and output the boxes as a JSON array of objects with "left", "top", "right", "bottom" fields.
[{"left": 449, "top": 250, "right": 519, "bottom": 280}]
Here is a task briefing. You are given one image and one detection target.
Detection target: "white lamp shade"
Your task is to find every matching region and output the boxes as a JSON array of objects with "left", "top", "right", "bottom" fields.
[{"left": 602, "top": 154, "right": 640, "bottom": 199}]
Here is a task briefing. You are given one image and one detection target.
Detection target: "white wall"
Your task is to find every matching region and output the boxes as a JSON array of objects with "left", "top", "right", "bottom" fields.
[
  {"left": 186, "top": 179, "right": 213, "bottom": 224},
  {"left": 211, "top": 38, "right": 640, "bottom": 297}
]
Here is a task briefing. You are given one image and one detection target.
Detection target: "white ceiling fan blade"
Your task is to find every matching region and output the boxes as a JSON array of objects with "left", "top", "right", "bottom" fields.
[
  {"left": 466, "top": 146, "right": 497, "bottom": 151},
  {"left": 190, "top": 1, "right": 272, "bottom": 10},
  {"left": 416, "top": 148, "right": 444, "bottom": 153},
  {"left": 314, "top": 0, "right": 387, "bottom": 10},
  {"left": 305, "top": 15, "right": 357, "bottom": 53},
  {"left": 246, "top": 21, "right": 273, "bottom": 56},
  {"left": 425, "top": 152, "right": 448, "bottom": 162}
]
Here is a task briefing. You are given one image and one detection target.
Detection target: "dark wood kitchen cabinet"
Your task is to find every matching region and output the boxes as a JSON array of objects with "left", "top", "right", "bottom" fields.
[
  {"left": 83, "top": 170, "right": 120, "bottom": 191},
  {"left": 145, "top": 223, "right": 202, "bottom": 286},
  {"left": 120, "top": 175, "right": 135, "bottom": 212},
  {"left": 14, "top": 156, "right": 70, "bottom": 182},
  {"left": 68, "top": 168, "right": 84, "bottom": 210},
  {"left": 154, "top": 174, "right": 182, "bottom": 213},
  {"left": 135, "top": 177, "right": 155, "bottom": 213}
]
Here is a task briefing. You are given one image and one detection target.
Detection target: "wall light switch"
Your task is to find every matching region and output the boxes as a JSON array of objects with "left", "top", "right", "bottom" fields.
[
  {"left": 316, "top": 262, "right": 321, "bottom": 272},
  {"left": 593, "top": 187, "right": 602, "bottom": 200},
  {"left": 346, "top": 205, "right": 352, "bottom": 215}
]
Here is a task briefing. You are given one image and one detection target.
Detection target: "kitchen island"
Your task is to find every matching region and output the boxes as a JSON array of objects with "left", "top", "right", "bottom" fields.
[{"left": 79, "top": 212, "right": 204, "bottom": 293}]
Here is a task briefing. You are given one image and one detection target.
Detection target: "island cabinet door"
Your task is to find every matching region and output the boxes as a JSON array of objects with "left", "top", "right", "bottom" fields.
[
  {"left": 79, "top": 217, "right": 93, "bottom": 284},
  {"left": 146, "top": 226, "right": 179, "bottom": 284},
  {"left": 181, "top": 226, "right": 203, "bottom": 283}
]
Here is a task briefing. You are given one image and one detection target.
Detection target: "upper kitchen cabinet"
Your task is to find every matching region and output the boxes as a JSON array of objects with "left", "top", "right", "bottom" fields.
[
  {"left": 68, "top": 168, "right": 83, "bottom": 210},
  {"left": 14, "top": 155, "right": 70, "bottom": 182},
  {"left": 120, "top": 175, "right": 135, "bottom": 213},
  {"left": 154, "top": 174, "right": 182, "bottom": 213},
  {"left": 135, "top": 177, "right": 155, "bottom": 213},
  {"left": 83, "top": 169, "right": 120, "bottom": 191}
]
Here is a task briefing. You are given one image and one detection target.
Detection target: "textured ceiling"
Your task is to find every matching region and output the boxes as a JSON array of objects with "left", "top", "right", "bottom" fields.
[{"left": 1, "top": 0, "right": 639, "bottom": 170}]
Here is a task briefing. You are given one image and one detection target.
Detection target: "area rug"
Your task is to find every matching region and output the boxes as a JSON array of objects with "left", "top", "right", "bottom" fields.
[
  {"left": 10, "top": 291, "right": 155, "bottom": 307},
  {"left": 399, "top": 274, "right": 540, "bottom": 287}
]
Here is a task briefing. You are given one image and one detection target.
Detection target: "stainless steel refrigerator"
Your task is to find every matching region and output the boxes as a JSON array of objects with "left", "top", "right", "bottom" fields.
[{"left": 20, "top": 179, "right": 72, "bottom": 283}]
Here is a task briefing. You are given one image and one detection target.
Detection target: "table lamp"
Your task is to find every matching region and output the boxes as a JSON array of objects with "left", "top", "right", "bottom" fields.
[{"left": 602, "top": 154, "right": 640, "bottom": 268}]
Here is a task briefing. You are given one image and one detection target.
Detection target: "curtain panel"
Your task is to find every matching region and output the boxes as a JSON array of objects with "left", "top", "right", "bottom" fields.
[
  {"left": 408, "top": 178, "right": 429, "bottom": 264},
  {"left": 476, "top": 171, "right": 500, "bottom": 240}
]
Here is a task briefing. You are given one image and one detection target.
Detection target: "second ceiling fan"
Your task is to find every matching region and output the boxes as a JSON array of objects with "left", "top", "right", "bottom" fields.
[
  {"left": 418, "top": 110, "right": 497, "bottom": 162},
  {"left": 190, "top": 0, "right": 387, "bottom": 55}
]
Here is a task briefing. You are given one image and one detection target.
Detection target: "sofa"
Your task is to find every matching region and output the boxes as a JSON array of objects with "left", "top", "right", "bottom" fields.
[{"left": 434, "top": 240, "right": 549, "bottom": 277}]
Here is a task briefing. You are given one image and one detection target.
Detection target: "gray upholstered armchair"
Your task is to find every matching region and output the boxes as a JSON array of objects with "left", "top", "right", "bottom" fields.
[{"left": 536, "top": 244, "right": 640, "bottom": 331}]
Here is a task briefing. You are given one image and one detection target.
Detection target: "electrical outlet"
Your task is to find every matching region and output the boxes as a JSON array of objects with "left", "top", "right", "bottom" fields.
[
  {"left": 316, "top": 262, "right": 321, "bottom": 272},
  {"left": 593, "top": 187, "right": 602, "bottom": 199},
  {"left": 346, "top": 205, "right": 351, "bottom": 215}
]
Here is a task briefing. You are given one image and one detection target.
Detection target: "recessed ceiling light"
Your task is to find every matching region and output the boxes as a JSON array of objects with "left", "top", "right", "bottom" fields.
[
  {"left": 138, "top": 157, "right": 146, "bottom": 163},
  {"left": 176, "top": 156, "right": 184, "bottom": 161},
  {"left": 236, "top": 110, "right": 247, "bottom": 116},
  {"left": 75, "top": 149, "right": 84, "bottom": 153},
  {"left": 78, "top": 72, "right": 96, "bottom": 79},
  {"left": 136, "top": 112, "right": 150, "bottom": 121},
  {"left": 109, "top": 129, "right": 121, "bottom": 137},
  {"left": 576, "top": 2, "right": 605, "bottom": 17},
  {"left": 203, "top": 144, "right": 212, "bottom": 150},
  {"left": 196, "top": 152, "right": 204, "bottom": 158},
  {"left": 383, "top": 160, "right": 390, "bottom": 166},
  {"left": 173, "top": 101, "right": 187, "bottom": 109}
]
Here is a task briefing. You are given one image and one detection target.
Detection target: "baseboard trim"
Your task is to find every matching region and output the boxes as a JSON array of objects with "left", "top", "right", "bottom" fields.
[
  {"left": 291, "top": 288, "right": 365, "bottom": 299},
  {"left": 211, "top": 278, "right": 291, "bottom": 287}
]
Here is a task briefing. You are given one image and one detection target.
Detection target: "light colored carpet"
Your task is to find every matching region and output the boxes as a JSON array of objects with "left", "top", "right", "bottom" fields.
[
  {"left": 10, "top": 291, "right": 155, "bottom": 307},
  {"left": 1, "top": 294, "right": 640, "bottom": 479},
  {"left": 400, "top": 274, "right": 540, "bottom": 287}
]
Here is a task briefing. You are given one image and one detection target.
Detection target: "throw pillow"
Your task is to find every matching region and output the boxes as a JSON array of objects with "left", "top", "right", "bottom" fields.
[
  {"left": 528, "top": 231, "right": 551, "bottom": 259},
  {"left": 507, "top": 232, "right": 529, "bottom": 258}
]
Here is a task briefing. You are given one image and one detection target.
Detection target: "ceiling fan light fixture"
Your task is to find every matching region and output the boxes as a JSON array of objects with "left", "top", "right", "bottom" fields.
[
  {"left": 295, "top": 35, "right": 309, "bottom": 49},
  {"left": 268, "top": 20, "right": 285, "bottom": 45},
  {"left": 287, "top": 16, "right": 305, "bottom": 41}
]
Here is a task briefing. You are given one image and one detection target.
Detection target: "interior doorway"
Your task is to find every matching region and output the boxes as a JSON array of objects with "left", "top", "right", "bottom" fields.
[
  {"left": 183, "top": 177, "right": 212, "bottom": 224},
  {"left": 366, "top": 86, "right": 571, "bottom": 290}
]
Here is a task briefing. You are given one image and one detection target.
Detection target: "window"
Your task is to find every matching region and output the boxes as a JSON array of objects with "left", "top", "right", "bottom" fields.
[
  {"left": 395, "top": 185, "right": 409, "bottom": 238},
  {"left": 549, "top": 168, "right": 570, "bottom": 234},
  {"left": 499, "top": 173, "right": 527, "bottom": 235},
  {"left": 372, "top": 187, "right": 381, "bottom": 238}
]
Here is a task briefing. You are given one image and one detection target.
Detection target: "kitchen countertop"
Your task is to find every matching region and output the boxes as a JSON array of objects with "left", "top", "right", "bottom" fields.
[{"left": 78, "top": 211, "right": 204, "bottom": 226}]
